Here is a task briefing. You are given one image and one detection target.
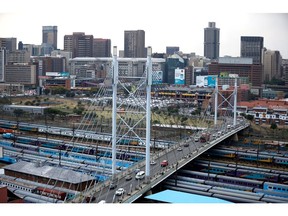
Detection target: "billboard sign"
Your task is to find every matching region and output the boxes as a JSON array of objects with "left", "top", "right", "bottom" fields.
[
  {"left": 207, "top": 75, "right": 217, "bottom": 88},
  {"left": 175, "top": 68, "right": 185, "bottom": 85},
  {"left": 220, "top": 72, "right": 229, "bottom": 77},
  {"left": 46, "top": 72, "right": 70, "bottom": 77},
  {"left": 60, "top": 72, "right": 70, "bottom": 77},
  {"left": 196, "top": 76, "right": 207, "bottom": 87}
]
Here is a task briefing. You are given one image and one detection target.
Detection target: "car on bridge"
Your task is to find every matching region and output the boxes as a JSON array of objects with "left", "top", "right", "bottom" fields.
[
  {"left": 109, "top": 183, "right": 117, "bottom": 190},
  {"left": 160, "top": 160, "right": 168, "bottom": 167},
  {"left": 135, "top": 171, "right": 145, "bottom": 180},
  {"left": 115, "top": 188, "right": 125, "bottom": 196},
  {"left": 125, "top": 174, "right": 132, "bottom": 181}
]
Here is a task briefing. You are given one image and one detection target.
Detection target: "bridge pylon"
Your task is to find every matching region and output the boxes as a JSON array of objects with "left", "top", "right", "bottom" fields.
[{"left": 214, "top": 76, "right": 239, "bottom": 128}]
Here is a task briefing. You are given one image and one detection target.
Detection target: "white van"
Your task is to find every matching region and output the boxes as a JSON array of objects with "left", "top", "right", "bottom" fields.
[{"left": 135, "top": 171, "right": 145, "bottom": 180}]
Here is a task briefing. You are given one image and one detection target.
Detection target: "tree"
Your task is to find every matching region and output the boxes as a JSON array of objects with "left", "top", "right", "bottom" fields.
[
  {"left": 13, "top": 109, "right": 25, "bottom": 129},
  {"left": 44, "top": 108, "right": 59, "bottom": 121},
  {"left": 13, "top": 109, "right": 25, "bottom": 119},
  {"left": 246, "top": 114, "right": 254, "bottom": 121},
  {"left": 270, "top": 122, "right": 277, "bottom": 130},
  {"left": 43, "top": 88, "right": 51, "bottom": 95}
]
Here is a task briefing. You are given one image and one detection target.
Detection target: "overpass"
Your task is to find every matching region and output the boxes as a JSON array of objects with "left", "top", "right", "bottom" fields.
[{"left": 71, "top": 122, "right": 249, "bottom": 203}]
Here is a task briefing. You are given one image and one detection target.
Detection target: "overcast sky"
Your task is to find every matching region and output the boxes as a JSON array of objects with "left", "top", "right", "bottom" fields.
[{"left": 0, "top": 0, "right": 287, "bottom": 58}]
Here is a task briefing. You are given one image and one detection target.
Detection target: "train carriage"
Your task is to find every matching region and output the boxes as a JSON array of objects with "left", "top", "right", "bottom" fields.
[{"left": 36, "top": 187, "right": 67, "bottom": 201}]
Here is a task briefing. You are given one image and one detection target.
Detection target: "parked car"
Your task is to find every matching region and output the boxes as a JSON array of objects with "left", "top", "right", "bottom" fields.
[
  {"left": 160, "top": 160, "right": 168, "bottom": 167},
  {"left": 115, "top": 188, "right": 125, "bottom": 196},
  {"left": 177, "top": 147, "right": 182, "bottom": 151},
  {"left": 150, "top": 160, "right": 156, "bottom": 165}
]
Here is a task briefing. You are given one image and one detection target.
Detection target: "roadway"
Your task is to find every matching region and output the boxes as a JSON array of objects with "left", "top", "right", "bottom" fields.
[{"left": 73, "top": 122, "right": 250, "bottom": 203}]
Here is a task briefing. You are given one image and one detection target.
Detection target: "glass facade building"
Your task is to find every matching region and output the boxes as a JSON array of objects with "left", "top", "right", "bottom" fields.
[{"left": 241, "top": 36, "right": 264, "bottom": 64}]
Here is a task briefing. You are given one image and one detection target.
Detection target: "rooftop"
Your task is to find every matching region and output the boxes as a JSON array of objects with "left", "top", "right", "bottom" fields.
[
  {"left": 3, "top": 161, "right": 94, "bottom": 184},
  {"left": 145, "top": 189, "right": 232, "bottom": 203}
]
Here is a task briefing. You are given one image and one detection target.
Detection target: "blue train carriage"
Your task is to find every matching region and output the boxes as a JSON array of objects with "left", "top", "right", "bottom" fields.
[
  {"left": 273, "top": 156, "right": 288, "bottom": 165},
  {"left": 237, "top": 152, "right": 273, "bottom": 163},
  {"left": 0, "top": 122, "right": 17, "bottom": 130},
  {"left": 263, "top": 182, "right": 288, "bottom": 198},
  {"left": 207, "top": 148, "right": 236, "bottom": 158},
  {"left": 216, "top": 175, "right": 264, "bottom": 189},
  {"left": 118, "top": 138, "right": 139, "bottom": 146},
  {"left": 18, "top": 125, "right": 39, "bottom": 132},
  {"left": 235, "top": 168, "right": 279, "bottom": 182}
]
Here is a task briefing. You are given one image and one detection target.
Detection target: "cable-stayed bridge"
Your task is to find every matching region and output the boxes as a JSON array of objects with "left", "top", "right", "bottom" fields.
[{"left": 0, "top": 46, "right": 249, "bottom": 203}]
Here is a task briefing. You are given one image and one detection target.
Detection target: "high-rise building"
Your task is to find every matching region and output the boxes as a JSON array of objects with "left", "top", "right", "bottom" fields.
[
  {"left": 241, "top": 36, "right": 264, "bottom": 64},
  {"left": 64, "top": 32, "right": 93, "bottom": 58},
  {"left": 204, "top": 22, "right": 220, "bottom": 60},
  {"left": 283, "top": 59, "right": 288, "bottom": 86},
  {"left": 8, "top": 50, "right": 30, "bottom": 64},
  {"left": 5, "top": 63, "right": 36, "bottom": 86},
  {"left": 18, "top": 41, "right": 23, "bottom": 50},
  {"left": 263, "top": 49, "right": 282, "bottom": 82},
  {"left": 124, "top": 30, "right": 145, "bottom": 58},
  {"left": 208, "top": 57, "right": 263, "bottom": 87},
  {"left": 93, "top": 38, "right": 111, "bottom": 57},
  {"left": 0, "top": 48, "right": 7, "bottom": 82},
  {"left": 0, "top": 38, "right": 17, "bottom": 52},
  {"left": 166, "top": 46, "right": 179, "bottom": 55},
  {"left": 164, "top": 53, "right": 185, "bottom": 84},
  {"left": 42, "top": 26, "right": 58, "bottom": 50}
]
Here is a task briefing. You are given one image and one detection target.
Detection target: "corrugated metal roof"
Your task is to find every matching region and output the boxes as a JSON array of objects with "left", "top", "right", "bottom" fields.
[{"left": 4, "top": 161, "right": 94, "bottom": 184}]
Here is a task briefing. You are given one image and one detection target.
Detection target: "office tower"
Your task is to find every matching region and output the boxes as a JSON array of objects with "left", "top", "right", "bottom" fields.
[
  {"left": 0, "top": 38, "right": 17, "bottom": 52},
  {"left": 164, "top": 53, "right": 185, "bottom": 84},
  {"left": 42, "top": 26, "right": 58, "bottom": 50},
  {"left": 0, "top": 48, "right": 7, "bottom": 82},
  {"left": 64, "top": 32, "right": 93, "bottom": 58},
  {"left": 8, "top": 50, "right": 30, "bottom": 64},
  {"left": 18, "top": 41, "right": 23, "bottom": 50},
  {"left": 5, "top": 63, "right": 36, "bottom": 85},
  {"left": 241, "top": 36, "right": 264, "bottom": 64},
  {"left": 166, "top": 46, "right": 179, "bottom": 55},
  {"left": 93, "top": 38, "right": 111, "bottom": 57},
  {"left": 204, "top": 22, "right": 220, "bottom": 60},
  {"left": 208, "top": 57, "right": 263, "bottom": 87},
  {"left": 124, "top": 30, "right": 145, "bottom": 58},
  {"left": 263, "top": 49, "right": 282, "bottom": 82}
]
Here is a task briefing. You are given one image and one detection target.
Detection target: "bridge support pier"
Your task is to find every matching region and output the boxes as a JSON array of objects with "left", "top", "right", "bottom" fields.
[{"left": 231, "top": 133, "right": 238, "bottom": 142}]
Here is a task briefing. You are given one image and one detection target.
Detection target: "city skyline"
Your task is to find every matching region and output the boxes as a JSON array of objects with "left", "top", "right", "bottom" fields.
[{"left": 0, "top": 0, "right": 288, "bottom": 58}]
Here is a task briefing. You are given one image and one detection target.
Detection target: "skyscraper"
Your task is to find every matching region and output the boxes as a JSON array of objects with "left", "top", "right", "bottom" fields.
[
  {"left": 241, "top": 36, "right": 264, "bottom": 64},
  {"left": 124, "top": 30, "right": 145, "bottom": 58},
  {"left": 0, "top": 48, "right": 7, "bottom": 82},
  {"left": 93, "top": 38, "right": 111, "bottom": 57},
  {"left": 166, "top": 46, "right": 179, "bottom": 55},
  {"left": 42, "top": 26, "right": 58, "bottom": 50},
  {"left": 204, "top": 22, "right": 220, "bottom": 60},
  {"left": 64, "top": 32, "right": 93, "bottom": 58},
  {"left": 263, "top": 49, "right": 282, "bottom": 82},
  {"left": 0, "top": 38, "right": 17, "bottom": 52}
]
